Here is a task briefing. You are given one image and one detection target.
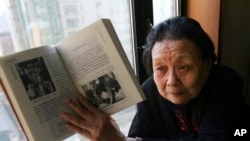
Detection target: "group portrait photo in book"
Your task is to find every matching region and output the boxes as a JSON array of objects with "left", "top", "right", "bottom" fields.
[
  {"left": 15, "top": 57, "right": 56, "bottom": 101},
  {"left": 82, "top": 71, "right": 126, "bottom": 109}
]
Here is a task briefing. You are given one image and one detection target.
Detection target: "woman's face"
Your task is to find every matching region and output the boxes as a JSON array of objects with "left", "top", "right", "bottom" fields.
[{"left": 152, "top": 39, "right": 210, "bottom": 105}]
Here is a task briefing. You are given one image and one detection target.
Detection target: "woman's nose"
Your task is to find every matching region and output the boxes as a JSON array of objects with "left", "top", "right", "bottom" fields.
[{"left": 166, "top": 71, "right": 180, "bottom": 86}]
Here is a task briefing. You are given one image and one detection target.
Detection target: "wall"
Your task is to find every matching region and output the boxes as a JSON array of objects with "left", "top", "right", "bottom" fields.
[
  {"left": 187, "top": 0, "right": 250, "bottom": 104},
  {"left": 219, "top": 0, "right": 250, "bottom": 103},
  {"left": 187, "top": 0, "right": 221, "bottom": 56},
  {"left": 187, "top": 0, "right": 250, "bottom": 103}
]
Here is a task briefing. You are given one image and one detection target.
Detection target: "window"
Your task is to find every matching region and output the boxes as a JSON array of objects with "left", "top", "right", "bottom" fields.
[
  {"left": 63, "top": 5, "right": 79, "bottom": 16},
  {"left": 0, "top": 0, "right": 180, "bottom": 140},
  {"left": 153, "top": 0, "right": 179, "bottom": 25}
]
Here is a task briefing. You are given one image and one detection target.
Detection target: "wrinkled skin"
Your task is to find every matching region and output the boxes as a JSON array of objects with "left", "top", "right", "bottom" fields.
[
  {"left": 61, "top": 94, "right": 125, "bottom": 141},
  {"left": 152, "top": 39, "right": 211, "bottom": 105}
]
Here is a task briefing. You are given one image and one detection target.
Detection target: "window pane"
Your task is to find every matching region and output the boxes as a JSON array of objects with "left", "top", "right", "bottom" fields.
[
  {"left": 153, "top": 0, "right": 178, "bottom": 25},
  {"left": 0, "top": 0, "right": 135, "bottom": 141},
  {"left": 0, "top": 0, "right": 135, "bottom": 68},
  {"left": 0, "top": 0, "right": 179, "bottom": 140}
]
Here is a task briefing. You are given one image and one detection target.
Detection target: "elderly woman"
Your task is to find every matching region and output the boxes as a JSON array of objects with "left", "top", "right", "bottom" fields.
[{"left": 61, "top": 16, "right": 250, "bottom": 141}]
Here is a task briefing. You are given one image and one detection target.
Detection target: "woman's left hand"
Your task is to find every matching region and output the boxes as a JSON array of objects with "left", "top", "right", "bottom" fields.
[{"left": 61, "top": 93, "right": 125, "bottom": 141}]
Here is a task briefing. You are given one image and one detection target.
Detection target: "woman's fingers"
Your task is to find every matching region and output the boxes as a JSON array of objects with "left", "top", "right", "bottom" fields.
[
  {"left": 65, "top": 96, "right": 95, "bottom": 122},
  {"left": 61, "top": 111, "right": 80, "bottom": 127},
  {"left": 62, "top": 116, "right": 92, "bottom": 138},
  {"left": 62, "top": 111, "right": 109, "bottom": 140},
  {"left": 61, "top": 94, "right": 125, "bottom": 141},
  {"left": 61, "top": 112, "right": 87, "bottom": 129},
  {"left": 76, "top": 93, "right": 104, "bottom": 117},
  {"left": 63, "top": 94, "right": 109, "bottom": 131}
]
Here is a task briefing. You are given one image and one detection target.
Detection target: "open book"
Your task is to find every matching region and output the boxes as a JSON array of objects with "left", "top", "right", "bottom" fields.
[{"left": 0, "top": 19, "right": 145, "bottom": 141}]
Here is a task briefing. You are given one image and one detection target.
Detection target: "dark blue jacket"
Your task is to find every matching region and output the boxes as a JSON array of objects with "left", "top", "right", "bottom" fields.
[{"left": 128, "top": 65, "right": 250, "bottom": 141}]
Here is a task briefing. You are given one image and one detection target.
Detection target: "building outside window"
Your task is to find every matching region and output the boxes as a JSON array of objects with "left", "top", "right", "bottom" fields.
[{"left": 0, "top": 0, "right": 178, "bottom": 140}]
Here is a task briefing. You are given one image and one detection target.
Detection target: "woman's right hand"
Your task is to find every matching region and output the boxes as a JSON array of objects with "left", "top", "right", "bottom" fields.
[{"left": 61, "top": 93, "right": 126, "bottom": 141}]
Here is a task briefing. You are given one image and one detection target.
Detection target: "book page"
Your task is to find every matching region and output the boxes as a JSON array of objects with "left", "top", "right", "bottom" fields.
[
  {"left": 56, "top": 19, "right": 145, "bottom": 115},
  {"left": 0, "top": 46, "right": 76, "bottom": 141}
]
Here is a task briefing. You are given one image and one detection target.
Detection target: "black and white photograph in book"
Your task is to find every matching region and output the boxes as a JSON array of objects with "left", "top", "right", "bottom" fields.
[
  {"left": 82, "top": 72, "right": 126, "bottom": 109},
  {"left": 15, "top": 57, "right": 56, "bottom": 101}
]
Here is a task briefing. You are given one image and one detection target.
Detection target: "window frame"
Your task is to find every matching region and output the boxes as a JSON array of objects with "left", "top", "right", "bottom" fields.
[{"left": 133, "top": 0, "right": 186, "bottom": 84}]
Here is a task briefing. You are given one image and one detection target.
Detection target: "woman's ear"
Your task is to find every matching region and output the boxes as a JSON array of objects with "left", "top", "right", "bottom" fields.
[
  {"left": 206, "top": 59, "right": 212, "bottom": 69},
  {"left": 200, "top": 59, "right": 212, "bottom": 82},
  {"left": 204, "top": 59, "right": 212, "bottom": 75}
]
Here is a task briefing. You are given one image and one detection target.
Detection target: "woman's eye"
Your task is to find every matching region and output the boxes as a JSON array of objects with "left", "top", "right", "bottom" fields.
[
  {"left": 178, "top": 65, "right": 190, "bottom": 72},
  {"left": 157, "top": 66, "right": 165, "bottom": 71},
  {"left": 179, "top": 66, "right": 187, "bottom": 70}
]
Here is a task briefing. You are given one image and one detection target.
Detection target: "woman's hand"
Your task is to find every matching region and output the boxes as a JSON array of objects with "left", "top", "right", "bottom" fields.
[{"left": 61, "top": 94, "right": 125, "bottom": 141}]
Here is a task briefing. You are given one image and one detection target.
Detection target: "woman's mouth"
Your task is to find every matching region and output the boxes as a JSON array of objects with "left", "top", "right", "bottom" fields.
[{"left": 167, "top": 91, "right": 184, "bottom": 96}]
